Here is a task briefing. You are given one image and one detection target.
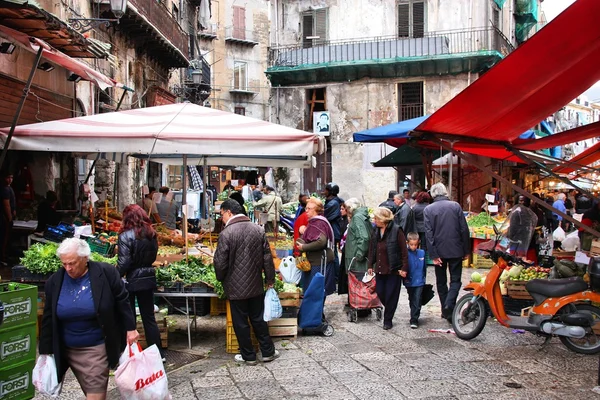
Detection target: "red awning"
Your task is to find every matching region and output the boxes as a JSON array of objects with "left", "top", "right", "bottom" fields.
[
  {"left": 413, "top": 0, "right": 600, "bottom": 144},
  {"left": 553, "top": 141, "right": 600, "bottom": 175},
  {"left": 514, "top": 121, "right": 600, "bottom": 151},
  {"left": 0, "top": 24, "right": 123, "bottom": 90}
]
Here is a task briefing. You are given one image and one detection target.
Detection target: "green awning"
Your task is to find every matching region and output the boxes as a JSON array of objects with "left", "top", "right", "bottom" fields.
[{"left": 373, "top": 145, "right": 448, "bottom": 167}]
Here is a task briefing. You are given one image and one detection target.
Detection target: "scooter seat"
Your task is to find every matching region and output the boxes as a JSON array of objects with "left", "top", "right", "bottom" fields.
[{"left": 525, "top": 277, "right": 588, "bottom": 299}]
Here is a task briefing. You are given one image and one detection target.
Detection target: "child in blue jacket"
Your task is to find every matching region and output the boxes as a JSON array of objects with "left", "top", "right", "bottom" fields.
[{"left": 404, "top": 232, "right": 426, "bottom": 328}]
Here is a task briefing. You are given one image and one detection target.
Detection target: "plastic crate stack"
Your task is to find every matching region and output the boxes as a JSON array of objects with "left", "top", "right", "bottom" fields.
[{"left": 0, "top": 283, "right": 38, "bottom": 400}]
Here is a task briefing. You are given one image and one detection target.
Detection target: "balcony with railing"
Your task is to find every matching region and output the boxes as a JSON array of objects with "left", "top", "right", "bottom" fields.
[
  {"left": 120, "top": 0, "right": 190, "bottom": 67},
  {"left": 267, "top": 27, "right": 512, "bottom": 86},
  {"left": 198, "top": 23, "right": 218, "bottom": 40},
  {"left": 225, "top": 26, "right": 259, "bottom": 46}
]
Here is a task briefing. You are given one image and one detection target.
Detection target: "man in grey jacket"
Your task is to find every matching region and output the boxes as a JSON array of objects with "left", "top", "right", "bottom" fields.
[
  {"left": 424, "top": 183, "right": 470, "bottom": 323},
  {"left": 214, "top": 199, "right": 279, "bottom": 365}
]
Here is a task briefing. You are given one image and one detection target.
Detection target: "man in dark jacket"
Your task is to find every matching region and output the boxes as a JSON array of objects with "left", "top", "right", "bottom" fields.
[
  {"left": 424, "top": 183, "right": 470, "bottom": 323},
  {"left": 214, "top": 199, "right": 279, "bottom": 365},
  {"left": 379, "top": 190, "right": 398, "bottom": 213}
]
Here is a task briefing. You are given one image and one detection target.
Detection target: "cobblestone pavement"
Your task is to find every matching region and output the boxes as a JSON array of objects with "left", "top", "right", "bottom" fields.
[{"left": 38, "top": 268, "right": 600, "bottom": 399}]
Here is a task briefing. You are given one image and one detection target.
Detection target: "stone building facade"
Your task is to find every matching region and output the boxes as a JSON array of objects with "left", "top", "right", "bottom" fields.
[{"left": 266, "top": 0, "right": 538, "bottom": 207}]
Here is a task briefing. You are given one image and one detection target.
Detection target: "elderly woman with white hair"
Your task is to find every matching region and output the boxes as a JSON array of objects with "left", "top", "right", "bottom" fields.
[
  {"left": 423, "top": 183, "right": 470, "bottom": 323},
  {"left": 39, "top": 238, "right": 138, "bottom": 399}
]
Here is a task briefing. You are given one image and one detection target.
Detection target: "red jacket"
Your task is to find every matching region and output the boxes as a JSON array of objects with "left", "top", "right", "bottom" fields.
[{"left": 293, "top": 212, "right": 309, "bottom": 256}]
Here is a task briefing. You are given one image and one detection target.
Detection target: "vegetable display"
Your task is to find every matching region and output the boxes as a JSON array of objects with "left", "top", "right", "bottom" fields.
[
  {"left": 19, "top": 243, "right": 62, "bottom": 274},
  {"left": 508, "top": 266, "right": 551, "bottom": 281},
  {"left": 20, "top": 242, "right": 118, "bottom": 274}
]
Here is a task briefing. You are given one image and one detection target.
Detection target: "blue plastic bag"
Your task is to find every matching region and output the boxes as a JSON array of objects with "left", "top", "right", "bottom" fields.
[{"left": 263, "top": 288, "right": 282, "bottom": 321}]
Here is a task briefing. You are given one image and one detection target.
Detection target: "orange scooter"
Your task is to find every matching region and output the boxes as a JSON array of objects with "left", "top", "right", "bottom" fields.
[{"left": 452, "top": 231, "right": 600, "bottom": 354}]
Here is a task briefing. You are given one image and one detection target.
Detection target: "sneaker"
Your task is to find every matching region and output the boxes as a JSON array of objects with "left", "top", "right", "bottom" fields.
[
  {"left": 410, "top": 323, "right": 418, "bottom": 329},
  {"left": 259, "top": 350, "right": 280, "bottom": 363},
  {"left": 383, "top": 324, "right": 392, "bottom": 330},
  {"left": 161, "top": 357, "right": 166, "bottom": 363},
  {"left": 234, "top": 354, "right": 257, "bottom": 365}
]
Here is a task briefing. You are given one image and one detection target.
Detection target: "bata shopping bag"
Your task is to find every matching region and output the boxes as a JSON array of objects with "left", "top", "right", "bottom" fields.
[
  {"left": 115, "top": 343, "right": 171, "bottom": 400},
  {"left": 279, "top": 256, "right": 302, "bottom": 284},
  {"left": 32, "top": 354, "right": 62, "bottom": 397}
]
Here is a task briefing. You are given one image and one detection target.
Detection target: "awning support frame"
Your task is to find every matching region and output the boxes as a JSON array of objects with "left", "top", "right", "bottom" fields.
[
  {"left": 0, "top": 46, "right": 43, "bottom": 170},
  {"left": 426, "top": 135, "right": 600, "bottom": 238}
]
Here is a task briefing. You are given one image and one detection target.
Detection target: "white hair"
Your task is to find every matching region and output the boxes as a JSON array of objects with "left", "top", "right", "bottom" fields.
[
  {"left": 56, "top": 238, "right": 91, "bottom": 258},
  {"left": 344, "top": 198, "right": 362, "bottom": 216},
  {"left": 430, "top": 183, "right": 448, "bottom": 199},
  {"left": 558, "top": 193, "right": 566, "bottom": 201}
]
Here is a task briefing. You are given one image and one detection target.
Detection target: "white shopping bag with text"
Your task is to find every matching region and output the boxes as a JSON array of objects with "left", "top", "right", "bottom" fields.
[
  {"left": 115, "top": 344, "right": 171, "bottom": 400},
  {"left": 263, "top": 288, "right": 283, "bottom": 322}
]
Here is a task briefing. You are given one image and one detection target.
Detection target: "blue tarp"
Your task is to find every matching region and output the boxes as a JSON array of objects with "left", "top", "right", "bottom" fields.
[{"left": 353, "top": 115, "right": 539, "bottom": 143}]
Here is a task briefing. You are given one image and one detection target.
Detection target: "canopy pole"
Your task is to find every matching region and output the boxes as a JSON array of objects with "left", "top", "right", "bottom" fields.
[
  {"left": 448, "top": 142, "right": 454, "bottom": 199},
  {"left": 182, "top": 155, "right": 188, "bottom": 261},
  {"left": 428, "top": 136, "right": 600, "bottom": 238},
  {"left": 203, "top": 157, "right": 210, "bottom": 247},
  {"left": 0, "top": 47, "right": 43, "bottom": 170}
]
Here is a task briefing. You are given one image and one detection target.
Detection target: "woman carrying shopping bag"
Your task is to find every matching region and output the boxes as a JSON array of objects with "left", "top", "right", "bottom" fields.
[
  {"left": 39, "top": 238, "right": 138, "bottom": 399},
  {"left": 296, "top": 197, "right": 336, "bottom": 296},
  {"left": 117, "top": 204, "right": 164, "bottom": 360}
]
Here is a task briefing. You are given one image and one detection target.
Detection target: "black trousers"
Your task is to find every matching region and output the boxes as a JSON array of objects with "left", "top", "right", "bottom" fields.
[
  {"left": 406, "top": 286, "right": 424, "bottom": 323},
  {"left": 129, "top": 289, "right": 163, "bottom": 355},
  {"left": 230, "top": 294, "right": 275, "bottom": 361},
  {"left": 434, "top": 258, "right": 463, "bottom": 315},
  {"left": 375, "top": 274, "right": 402, "bottom": 326}
]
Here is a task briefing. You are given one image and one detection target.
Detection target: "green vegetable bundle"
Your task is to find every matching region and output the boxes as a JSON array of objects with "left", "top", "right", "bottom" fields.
[{"left": 20, "top": 243, "right": 62, "bottom": 274}]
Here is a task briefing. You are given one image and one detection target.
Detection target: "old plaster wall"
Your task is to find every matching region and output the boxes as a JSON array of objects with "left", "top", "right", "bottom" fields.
[{"left": 273, "top": 73, "right": 474, "bottom": 207}]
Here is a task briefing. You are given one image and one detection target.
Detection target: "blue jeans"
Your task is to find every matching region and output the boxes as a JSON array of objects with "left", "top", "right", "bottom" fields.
[
  {"left": 434, "top": 257, "right": 463, "bottom": 315},
  {"left": 406, "top": 285, "right": 424, "bottom": 324}
]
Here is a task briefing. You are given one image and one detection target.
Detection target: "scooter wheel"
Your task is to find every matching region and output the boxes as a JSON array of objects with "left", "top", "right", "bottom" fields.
[
  {"left": 452, "top": 293, "right": 487, "bottom": 340},
  {"left": 322, "top": 324, "right": 335, "bottom": 337},
  {"left": 558, "top": 303, "right": 600, "bottom": 354}
]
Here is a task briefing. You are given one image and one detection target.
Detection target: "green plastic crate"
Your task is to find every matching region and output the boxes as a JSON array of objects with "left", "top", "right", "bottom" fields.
[
  {"left": 0, "top": 323, "right": 36, "bottom": 367},
  {"left": 0, "top": 359, "right": 35, "bottom": 400},
  {"left": 86, "top": 237, "right": 115, "bottom": 256},
  {"left": 0, "top": 284, "right": 37, "bottom": 332}
]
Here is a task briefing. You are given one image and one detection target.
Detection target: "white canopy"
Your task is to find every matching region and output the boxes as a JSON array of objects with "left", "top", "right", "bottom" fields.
[{"left": 0, "top": 103, "right": 323, "bottom": 167}]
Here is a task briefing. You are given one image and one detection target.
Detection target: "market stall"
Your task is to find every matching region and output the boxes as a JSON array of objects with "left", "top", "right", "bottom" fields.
[{"left": 2, "top": 102, "right": 318, "bottom": 349}]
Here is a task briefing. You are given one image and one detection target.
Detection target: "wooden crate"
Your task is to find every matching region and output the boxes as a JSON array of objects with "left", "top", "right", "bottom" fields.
[
  {"left": 268, "top": 317, "right": 298, "bottom": 338},
  {"left": 278, "top": 291, "right": 301, "bottom": 307},
  {"left": 210, "top": 297, "right": 227, "bottom": 316},
  {"left": 136, "top": 317, "right": 168, "bottom": 349},
  {"left": 506, "top": 280, "right": 533, "bottom": 300},
  {"left": 472, "top": 253, "right": 495, "bottom": 269}
]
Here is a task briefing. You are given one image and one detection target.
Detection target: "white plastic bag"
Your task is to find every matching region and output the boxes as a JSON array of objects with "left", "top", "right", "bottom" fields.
[
  {"left": 263, "top": 288, "right": 282, "bottom": 322},
  {"left": 279, "top": 256, "right": 302, "bottom": 284},
  {"left": 115, "top": 344, "right": 171, "bottom": 400},
  {"left": 553, "top": 226, "right": 566, "bottom": 242},
  {"left": 33, "top": 354, "right": 62, "bottom": 398}
]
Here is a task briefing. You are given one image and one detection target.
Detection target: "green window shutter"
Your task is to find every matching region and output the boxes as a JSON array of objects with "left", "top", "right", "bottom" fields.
[
  {"left": 398, "top": 3, "right": 410, "bottom": 37},
  {"left": 412, "top": 2, "right": 425, "bottom": 38}
]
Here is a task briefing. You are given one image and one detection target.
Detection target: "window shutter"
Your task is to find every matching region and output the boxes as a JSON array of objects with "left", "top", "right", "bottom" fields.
[
  {"left": 302, "top": 14, "right": 314, "bottom": 48},
  {"left": 314, "top": 9, "right": 327, "bottom": 45},
  {"left": 398, "top": 3, "right": 410, "bottom": 38},
  {"left": 233, "top": 7, "right": 246, "bottom": 39},
  {"left": 412, "top": 2, "right": 425, "bottom": 38}
]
